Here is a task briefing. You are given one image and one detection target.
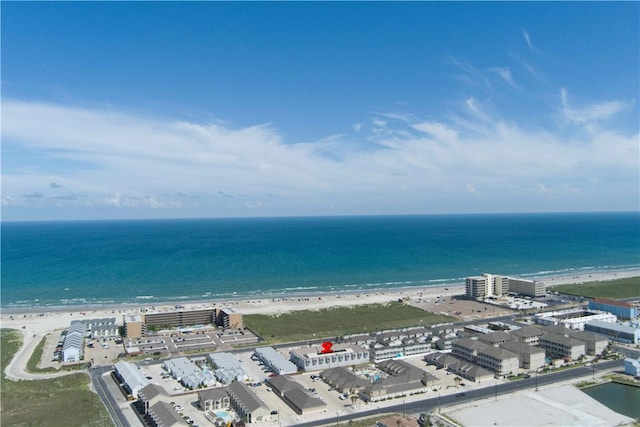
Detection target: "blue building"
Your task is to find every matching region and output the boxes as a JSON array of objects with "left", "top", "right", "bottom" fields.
[
  {"left": 624, "top": 357, "right": 640, "bottom": 377},
  {"left": 588, "top": 299, "right": 638, "bottom": 320},
  {"left": 584, "top": 320, "right": 640, "bottom": 344}
]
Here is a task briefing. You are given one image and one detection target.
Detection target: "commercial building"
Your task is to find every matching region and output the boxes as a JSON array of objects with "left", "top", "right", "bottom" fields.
[
  {"left": 254, "top": 347, "right": 297, "bottom": 375},
  {"left": 624, "top": 357, "right": 640, "bottom": 377},
  {"left": 290, "top": 344, "right": 369, "bottom": 371},
  {"left": 588, "top": 299, "right": 638, "bottom": 320},
  {"left": 226, "top": 381, "right": 270, "bottom": 424},
  {"left": 584, "top": 320, "right": 640, "bottom": 344},
  {"left": 534, "top": 308, "right": 617, "bottom": 330}
]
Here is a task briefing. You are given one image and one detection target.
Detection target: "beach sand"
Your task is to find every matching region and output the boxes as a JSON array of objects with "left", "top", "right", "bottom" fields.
[{"left": 2, "top": 268, "right": 638, "bottom": 337}]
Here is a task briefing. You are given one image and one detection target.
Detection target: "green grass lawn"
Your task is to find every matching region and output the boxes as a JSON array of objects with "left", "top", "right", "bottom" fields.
[
  {"left": 244, "top": 302, "right": 455, "bottom": 343},
  {"left": 1, "top": 329, "right": 110, "bottom": 427},
  {"left": 547, "top": 276, "right": 640, "bottom": 299}
]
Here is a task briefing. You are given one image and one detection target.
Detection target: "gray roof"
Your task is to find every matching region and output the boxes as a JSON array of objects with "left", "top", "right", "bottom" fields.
[
  {"left": 377, "top": 359, "right": 424, "bottom": 381},
  {"left": 149, "top": 401, "right": 187, "bottom": 427},
  {"left": 198, "top": 387, "right": 228, "bottom": 402},
  {"left": 209, "top": 352, "right": 243, "bottom": 370},
  {"left": 540, "top": 334, "right": 584, "bottom": 347},
  {"left": 586, "top": 320, "right": 639, "bottom": 334},
  {"left": 138, "top": 383, "right": 166, "bottom": 402},
  {"left": 254, "top": 347, "right": 297, "bottom": 374},
  {"left": 268, "top": 375, "right": 303, "bottom": 395},
  {"left": 500, "top": 340, "right": 545, "bottom": 356},
  {"left": 477, "top": 331, "right": 515, "bottom": 345},
  {"left": 284, "top": 388, "right": 327, "bottom": 412},
  {"left": 478, "top": 346, "right": 519, "bottom": 360},
  {"left": 508, "top": 325, "right": 546, "bottom": 339},
  {"left": 227, "top": 381, "right": 268, "bottom": 413},
  {"left": 453, "top": 337, "right": 489, "bottom": 351}
]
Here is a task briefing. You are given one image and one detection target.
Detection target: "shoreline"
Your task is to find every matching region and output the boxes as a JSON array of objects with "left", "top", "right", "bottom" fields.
[
  {"left": 1, "top": 268, "right": 638, "bottom": 337},
  {"left": 2, "top": 266, "right": 639, "bottom": 316}
]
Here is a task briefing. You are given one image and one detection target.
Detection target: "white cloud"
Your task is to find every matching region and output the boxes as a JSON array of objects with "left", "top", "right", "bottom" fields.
[
  {"left": 560, "top": 88, "right": 631, "bottom": 132},
  {"left": 522, "top": 30, "right": 535, "bottom": 52},
  {"left": 2, "top": 97, "right": 638, "bottom": 219}
]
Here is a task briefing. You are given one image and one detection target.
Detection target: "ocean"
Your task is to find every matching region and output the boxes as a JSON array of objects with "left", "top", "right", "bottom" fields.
[{"left": 1, "top": 212, "right": 639, "bottom": 309}]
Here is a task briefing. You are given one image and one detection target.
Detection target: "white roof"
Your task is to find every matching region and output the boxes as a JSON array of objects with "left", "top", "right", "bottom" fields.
[{"left": 115, "top": 361, "right": 149, "bottom": 394}]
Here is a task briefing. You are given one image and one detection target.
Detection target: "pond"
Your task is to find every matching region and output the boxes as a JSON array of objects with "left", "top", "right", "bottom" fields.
[{"left": 581, "top": 381, "right": 640, "bottom": 419}]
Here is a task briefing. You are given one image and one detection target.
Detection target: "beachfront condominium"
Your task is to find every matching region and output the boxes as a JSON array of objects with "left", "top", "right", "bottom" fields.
[
  {"left": 466, "top": 273, "right": 545, "bottom": 300},
  {"left": 465, "top": 274, "right": 509, "bottom": 300}
]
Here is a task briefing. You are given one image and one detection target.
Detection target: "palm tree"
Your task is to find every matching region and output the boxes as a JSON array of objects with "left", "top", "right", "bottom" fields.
[{"left": 454, "top": 376, "right": 462, "bottom": 388}]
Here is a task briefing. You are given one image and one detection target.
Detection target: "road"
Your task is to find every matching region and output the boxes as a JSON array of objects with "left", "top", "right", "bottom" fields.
[
  {"left": 89, "top": 365, "right": 131, "bottom": 427},
  {"left": 295, "top": 359, "right": 623, "bottom": 427}
]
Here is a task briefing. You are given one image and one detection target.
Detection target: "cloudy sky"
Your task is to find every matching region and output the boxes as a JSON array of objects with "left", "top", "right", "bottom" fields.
[{"left": 2, "top": 2, "right": 638, "bottom": 221}]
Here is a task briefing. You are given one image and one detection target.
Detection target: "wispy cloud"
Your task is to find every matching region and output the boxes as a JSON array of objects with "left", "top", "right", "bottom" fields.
[
  {"left": 2, "top": 76, "right": 638, "bottom": 218},
  {"left": 560, "top": 87, "right": 631, "bottom": 133},
  {"left": 522, "top": 30, "right": 536, "bottom": 52}
]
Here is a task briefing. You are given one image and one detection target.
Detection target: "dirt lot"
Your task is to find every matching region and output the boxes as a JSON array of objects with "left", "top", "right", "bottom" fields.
[{"left": 408, "top": 294, "right": 516, "bottom": 321}]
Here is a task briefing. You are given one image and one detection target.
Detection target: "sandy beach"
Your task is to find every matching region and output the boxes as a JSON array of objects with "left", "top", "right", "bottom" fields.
[{"left": 2, "top": 268, "right": 638, "bottom": 338}]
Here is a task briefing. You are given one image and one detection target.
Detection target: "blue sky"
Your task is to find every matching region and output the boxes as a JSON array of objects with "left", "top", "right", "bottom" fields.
[{"left": 2, "top": 2, "right": 638, "bottom": 221}]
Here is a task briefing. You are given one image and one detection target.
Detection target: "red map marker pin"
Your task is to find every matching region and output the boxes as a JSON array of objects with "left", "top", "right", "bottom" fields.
[{"left": 321, "top": 341, "right": 334, "bottom": 353}]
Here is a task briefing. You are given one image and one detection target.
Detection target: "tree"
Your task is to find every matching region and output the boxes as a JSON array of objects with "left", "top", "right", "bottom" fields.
[{"left": 454, "top": 377, "right": 462, "bottom": 388}]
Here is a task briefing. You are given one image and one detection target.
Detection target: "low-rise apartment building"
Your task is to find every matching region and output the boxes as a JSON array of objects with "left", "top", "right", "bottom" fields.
[
  {"left": 451, "top": 338, "right": 489, "bottom": 362},
  {"left": 476, "top": 347, "right": 519, "bottom": 376},
  {"left": 290, "top": 344, "right": 369, "bottom": 371},
  {"left": 538, "top": 334, "right": 585, "bottom": 360},
  {"left": 499, "top": 340, "right": 546, "bottom": 370}
]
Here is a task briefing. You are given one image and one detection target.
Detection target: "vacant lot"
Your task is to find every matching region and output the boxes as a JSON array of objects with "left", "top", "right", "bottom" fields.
[
  {"left": 1, "top": 329, "right": 110, "bottom": 427},
  {"left": 548, "top": 276, "right": 640, "bottom": 299},
  {"left": 244, "top": 302, "right": 455, "bottom": 343}
]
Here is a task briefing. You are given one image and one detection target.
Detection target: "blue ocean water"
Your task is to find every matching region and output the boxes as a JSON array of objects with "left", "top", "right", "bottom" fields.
[{"left": 1, "top": 212, "right": 639, "bottom": 309}]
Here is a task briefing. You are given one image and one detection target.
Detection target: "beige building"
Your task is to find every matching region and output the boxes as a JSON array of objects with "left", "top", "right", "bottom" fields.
[
  {"left": 508, "top": 325, "right": 546, "bottom": 346},
  {"left": 476, "top": 347, "right": 519, "bottom": 376},
  {"left": 452, "top": 338, "right": 489, "bottom": 362},
  {"left": 226, "top": 381, "right": 270, "bottom": 424},
  {"left": 198, "top": 387, "right": 230, "bottom": 411},
  {"left": 465, "top": 274, "right": 509, "bottom": 299},
  {"left": 216, "top": 307, "right": 243, "bottom": 329},
  {"left": 499, "top": 340, "right": 545, "bottom": 370},
  {"left": 508, "top": 278, "right": 545, "bottom": 297},
  {"left": 123, "top": 314, "right": 144, "bottom": 339},
  {"left": 539, "top": 334, "right": 586, "bottom": 360}
]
